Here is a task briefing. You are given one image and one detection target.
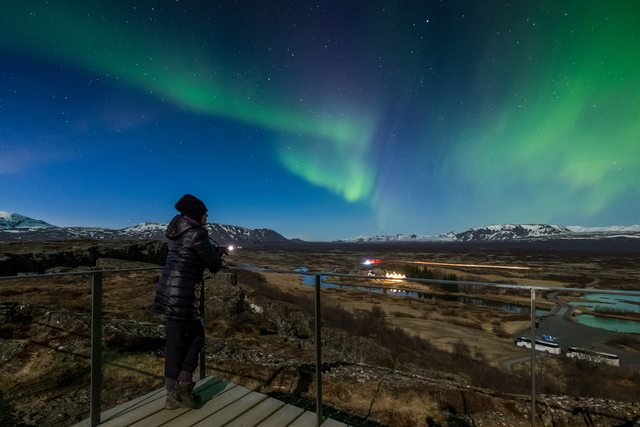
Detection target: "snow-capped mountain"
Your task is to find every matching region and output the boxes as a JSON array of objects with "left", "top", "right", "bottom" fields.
[
  {"left": 437, "top": 224, "right": 572, "bottom": 242},
  {"left": 340, "top": 224, "right": 640, "bottom": 243},
  {"left": 3, "top": 212, "right": 639, "bottom": 245},
  {"left": 0, "top": 212, "right": 55, "bottom": 229},
  {"left": 0, "top": 213, "right": 290, "bottom": 245},
  {"left": 345, "top": 234, "right": 433, "bottom": 243},
  {"left": 566, "top": 225, "right": 640, "bottom": 233},
  {"left": 62, "top": 222, "right": 289, "bottom": 245}
]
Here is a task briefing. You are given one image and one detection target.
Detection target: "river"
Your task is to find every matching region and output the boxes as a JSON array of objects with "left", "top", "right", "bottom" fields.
[
  {"left": 289, "top": 268, "right": 640, "bottom": 332},
  {"left": 574, "top": 294, "right": 640, "bottom": 333},
  {"left": 295, "top": 269, "right": 547, "bottom": 316}
]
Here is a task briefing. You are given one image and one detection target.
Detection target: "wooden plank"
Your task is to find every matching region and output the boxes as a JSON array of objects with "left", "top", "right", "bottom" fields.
[
  {"left": 70, "top": 376, "right": 223, "bottom": 427},
  {"left": 99, "top": 396, "right": 168, "bottom": 427},
  {"left": 254, "top": 404, "right": 305, "bottom": 427},
  {"left": 320, "top": 418, "right": 349, "bottom": 427},
  {"left": 130, "top": 406, "right": 190, "bottom": 427},
  {"left": 192, "top": 391, "right": 267, "bottom": 426},
  {"left": 99, "top": 378, "right": 228, "bottom": 427},
  {"left": 288, "top": 411, "right": 318, "bottom": 427},
  {"left": 224, "top": 397, "right": 286, "bottom": 427},
  {"left": 70, "top": 389, "right": 166, "bottom": 427},
  {"left": 70, "top": 377, "right": 349, "bottom": 427},
  {"left": 168, "top": 385, "right": 251, "bottom": 427},
  {"left": 128, "top": 379, "right": 233, "bottom": 427}
]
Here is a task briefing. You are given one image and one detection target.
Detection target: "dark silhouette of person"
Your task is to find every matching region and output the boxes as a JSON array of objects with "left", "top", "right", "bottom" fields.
[{"left": 153, "top": 194, "right": 225, "bottom": 409}]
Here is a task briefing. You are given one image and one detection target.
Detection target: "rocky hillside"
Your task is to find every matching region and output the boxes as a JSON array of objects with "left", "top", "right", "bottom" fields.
[{"left": 0, "top": 240, "right": 169, "bottom": 276}]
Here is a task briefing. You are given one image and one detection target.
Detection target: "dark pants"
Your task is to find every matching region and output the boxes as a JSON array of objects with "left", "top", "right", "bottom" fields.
[{"left": 165, "top": 318, "right": 205, "bottom": 381}]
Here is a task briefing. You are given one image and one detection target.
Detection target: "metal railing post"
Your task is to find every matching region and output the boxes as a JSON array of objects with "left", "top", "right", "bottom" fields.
[
  {"left": 530, "top": 287, "right": 536, "bottom": 427},
  {"left": 200, "top": 280, "right": 206, "bottom": 380},
  {"left": 91, "top": 272, "right": 103, "bottom": 427},
  {"left": 315, "top": 274, "right": 323, "bottom": 426}
]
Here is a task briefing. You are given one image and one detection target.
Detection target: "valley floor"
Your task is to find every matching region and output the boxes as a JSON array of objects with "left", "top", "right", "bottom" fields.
[{"left": 1, "top": 242, "right": 640, "bottom": 426}]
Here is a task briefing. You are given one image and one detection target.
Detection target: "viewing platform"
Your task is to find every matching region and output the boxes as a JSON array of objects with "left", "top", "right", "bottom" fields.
[{"left": 72, "top": 376, "right": 348, "bottom": 427}]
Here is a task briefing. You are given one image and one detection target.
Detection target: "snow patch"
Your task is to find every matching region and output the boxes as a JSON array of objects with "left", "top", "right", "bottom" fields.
[
  {"left": 0, "top": 212, "right": 54, "bottom": 229},
  {"left": 567, "top": 225, "right": 640, "bottom": 233}
]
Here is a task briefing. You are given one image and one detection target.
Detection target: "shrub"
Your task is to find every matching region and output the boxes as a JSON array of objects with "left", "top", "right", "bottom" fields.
[
  {"left": 593, "top": 306, "right": 639, "bottom": 315},
  {"left": 445, "top": 319, "right": 484, "bottom": 330},
  {"left": 502, "top": 313, "right": 530, "bottom": 322},
  {"left": 492, "top": 323, "right": 510, "bottom": 338},
  {"left": 400, "top": 264, "right": 434, "bottom": 280},
  {"left": 441, "top": 308, "right": 458, "bottom": 317},
  {"left": 391, "top": 311, "right": 417, "bottom": 319},
  {"left": 440, "top": 281, "right": 459, "bottom": 293},
  {"left": 452, "top": 339, "right": 471, "bottom": 360},
  {"left": 607, "top": 335, "right": 640, "bottom": 351},
  {"left": 383, "top": 409, "right": 418, "bottom": 427}
]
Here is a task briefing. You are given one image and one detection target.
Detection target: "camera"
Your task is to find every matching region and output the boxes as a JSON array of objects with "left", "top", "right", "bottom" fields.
[
  {"left": 216, "top": 246, "right": 234, "bottom": 256},
  {"left": 209, "top": 238, "right": 234, "bottom": 256}
]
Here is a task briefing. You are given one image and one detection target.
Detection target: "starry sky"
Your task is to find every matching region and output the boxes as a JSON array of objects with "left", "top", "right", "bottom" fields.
[{"left": 1, "top": 1, "right": 639, "bottom": 241}]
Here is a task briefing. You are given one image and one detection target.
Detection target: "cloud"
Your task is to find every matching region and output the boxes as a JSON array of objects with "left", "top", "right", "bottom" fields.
[{"left": 0, "top": 137, "right": 78, "bottom": 175}]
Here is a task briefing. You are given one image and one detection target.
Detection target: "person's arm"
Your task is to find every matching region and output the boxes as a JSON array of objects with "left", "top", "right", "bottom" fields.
[{"left": 192, "top": 229, "right": 224, "bottom": 274}]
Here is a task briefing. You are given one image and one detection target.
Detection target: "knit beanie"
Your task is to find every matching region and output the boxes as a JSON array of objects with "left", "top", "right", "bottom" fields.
[{"left": 175, "top": 194, "right": 208, "bottom": 221}]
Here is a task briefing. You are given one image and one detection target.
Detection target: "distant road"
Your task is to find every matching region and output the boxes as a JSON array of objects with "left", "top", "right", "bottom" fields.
[
  {"left": 502, "top": 354, "right": 544, "bottom": 371},
  {"left": 584, "top": 277, "right": 601, "bottom": 288}
]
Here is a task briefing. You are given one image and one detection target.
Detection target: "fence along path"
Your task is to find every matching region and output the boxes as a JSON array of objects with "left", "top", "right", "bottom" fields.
[{"left": 71, "top": 375, "right": 349, "bottom": 427}]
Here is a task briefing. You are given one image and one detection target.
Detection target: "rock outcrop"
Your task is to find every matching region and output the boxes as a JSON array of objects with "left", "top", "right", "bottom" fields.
[{"left": 0, "top": 240, "right": 169, "bottom": 276}]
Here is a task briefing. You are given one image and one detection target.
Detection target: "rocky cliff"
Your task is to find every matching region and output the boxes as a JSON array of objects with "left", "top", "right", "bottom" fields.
[{"left": 0, "top": 240, "right": 169, "bottom": 276}]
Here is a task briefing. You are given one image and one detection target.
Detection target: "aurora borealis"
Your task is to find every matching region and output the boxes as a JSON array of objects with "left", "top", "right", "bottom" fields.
[{"left": 1, "top": 1, "right": 639, "bottom": 241}]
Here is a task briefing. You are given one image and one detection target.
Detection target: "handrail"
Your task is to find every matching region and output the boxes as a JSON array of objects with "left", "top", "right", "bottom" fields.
[
  {"left": 91, "top": 272, "right": 102, "bottom": 426},
  {"left": 1, "top": 267, "right": 163, "bottom": 426},
  {"left": 2, "top": 267, "right": 639, "bottom": 427},
  {"left": 0, "top": 266, "right": 163, "bottom": 280}
]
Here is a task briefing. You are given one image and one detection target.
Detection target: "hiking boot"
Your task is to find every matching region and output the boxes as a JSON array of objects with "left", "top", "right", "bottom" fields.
[
  {"left": 165, "top": 394, "right": 183, "bottom": 410},
  {"left": 165, "top": 392, "right": 200, "bottom": 410},
  {"left": 171, "top": 382, "right": 200, "bottom": 409}
]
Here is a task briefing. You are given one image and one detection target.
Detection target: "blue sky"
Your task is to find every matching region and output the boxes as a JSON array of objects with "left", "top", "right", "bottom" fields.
[{"left": 1, "top": 1, "right": 639, "bottom": 241}]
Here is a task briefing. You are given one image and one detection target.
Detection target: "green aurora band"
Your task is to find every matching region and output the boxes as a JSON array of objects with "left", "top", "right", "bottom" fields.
[
  {"left": 445, "top": 2, "right": 640, "bottom": 223},
  {"left": 2, "top": 1, "right": 639, "bottom": 227},
  {"left": 0, "top": 1, "right": 377, "bottom": 203}
]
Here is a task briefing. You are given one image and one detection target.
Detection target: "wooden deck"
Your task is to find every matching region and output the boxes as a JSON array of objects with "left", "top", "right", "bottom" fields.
[{"left": 71, "top": 376, "right": 350, "bottom": 427}]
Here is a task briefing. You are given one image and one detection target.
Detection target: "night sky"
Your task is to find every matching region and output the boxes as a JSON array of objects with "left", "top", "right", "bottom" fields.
[{"left": 1, "top": 1, "right": 639, "bottom": 241}]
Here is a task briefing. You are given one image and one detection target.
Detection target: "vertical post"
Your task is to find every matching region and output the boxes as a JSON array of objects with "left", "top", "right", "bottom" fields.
[
  {"left": 530, "top": 287, "right": 536, "bottom": 427},
  {"left": 199, "top": 280, "right": 206, "bottom": 380},
  {"left": 315, "top": 274, "right": 323, "bottom": 426},
  {"left": 91, "top": 272, "right": 103, "bottom": 427}
]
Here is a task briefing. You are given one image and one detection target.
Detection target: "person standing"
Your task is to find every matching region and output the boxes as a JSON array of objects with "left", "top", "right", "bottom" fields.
[{"left": 153, "top": 194, "right": 225, "bottom": 409}]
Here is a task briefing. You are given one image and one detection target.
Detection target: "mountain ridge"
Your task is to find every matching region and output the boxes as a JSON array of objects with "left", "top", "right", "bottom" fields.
[
  {"left": 340, "top": 223, "right": 640, "bottom": 243},
  {"left": 0, "top": 212, "right": 289, "bottom": 245},
  {"left": 0, "top": 211, "right": 55, "bottom": 230},
  {"left": 3, "top": 212, "right": 640, "bottom": 245}
]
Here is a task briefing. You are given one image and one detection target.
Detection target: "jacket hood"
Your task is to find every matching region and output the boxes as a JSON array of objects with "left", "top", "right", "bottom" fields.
[{"left": 165, "top": 215, "right": 205, "bottom": 240}]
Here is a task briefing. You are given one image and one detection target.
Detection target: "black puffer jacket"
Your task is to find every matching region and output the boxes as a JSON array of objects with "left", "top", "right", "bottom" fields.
[{"left": 153, "top": 215, "right": 223, "bottom": 320}]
